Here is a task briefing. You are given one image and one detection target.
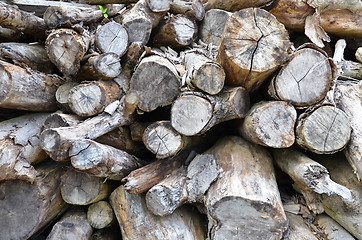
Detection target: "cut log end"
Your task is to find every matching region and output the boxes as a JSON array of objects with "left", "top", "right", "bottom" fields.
[
  {"left": 96, "top": 22, "right": 129, "bottom": 57},
  {"left": 40, "top": 129, "right": 61, "bottom": 152}
]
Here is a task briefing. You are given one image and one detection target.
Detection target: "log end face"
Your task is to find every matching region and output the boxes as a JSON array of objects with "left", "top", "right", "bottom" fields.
[
  {"left": 96, "top": 22, "right": 129, "bottom": 57},
  {"left": 70, "top": 140, "right": 103, "bottom": 171},
  {"left": 40, "top": 129, "right": 61, "bottom": 152},
  {"left": 194, "top": 62, "right": 225, "bottom": 95}
]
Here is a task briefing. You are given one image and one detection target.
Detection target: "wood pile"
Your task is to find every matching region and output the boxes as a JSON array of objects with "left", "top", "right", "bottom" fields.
[{"left": 0, "top": 0, "right": 361, "bottom": 239}]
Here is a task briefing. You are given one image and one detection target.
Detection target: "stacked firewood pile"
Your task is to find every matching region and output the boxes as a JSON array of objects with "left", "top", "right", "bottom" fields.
[{"left": 0, "top": 0, "right": 361, "bottom": 239}]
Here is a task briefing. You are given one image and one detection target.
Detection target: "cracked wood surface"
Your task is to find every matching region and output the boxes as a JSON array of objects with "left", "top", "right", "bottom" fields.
[{"left": 199, "top": 9, "right": 231, "bottom": 46}]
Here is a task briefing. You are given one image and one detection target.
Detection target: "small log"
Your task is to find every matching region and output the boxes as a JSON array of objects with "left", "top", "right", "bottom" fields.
[
  {"left": 87, "top": 201, "right": 116, "bottom": 229},
  {"left": 314, "top": 214, "right": 355, "bottom": 240},
  {"left": 109, "top": 185, "right": 206, "bottom": 240},
  {"left": 46, "top": 28, "right": 90, "bottom": 76},
  {"left": 91, "top": 227, "right": 122, "bottom": 240},
  {"left": 152, "top": 14, "right": 198, "bottom": 49},
  {"left": 203, "top": 0, "right": 272, "bottom": 11},
  {"left": 295, "top": 105, "right": 351, "bottom": 154},
  {"left": 218, "top": 8, "right": 291, "bottom": 92},
  {"left": 147, "top": 0, "right": 171, "bottom": 12},
  {"left": 0, "top": 60, "right": 66, "bottom": 111},
  {"left": 95, "top": 21, "right": 129, "bottom": 57},
  {"left": 204, "top": 136, "right": 288, "bottom": 239},
  {"left": 47, "top": 208, "right": 93, "bottom": 240},
  {"left": 171, "top": 87, "right": 249, "bottom": 136},
  {"left": 285, "top": 212, "right": 319, "bottom": 240},
  {"left": 60, "top": 167, "right": 112, "bottom": 205},
  {"left": 0, "top": 27, "right": 21, "bottom": 42},
  {"left": 55, "top": 81, "right": 79, "bottom": 112},
  {"left": 170, "top": 0, "right": 205, "bottom": 21},
  {"left": 130, "top": 55, "right": 181, "bottom": 112},
  {"left": 239, "top": 101, "right": 297, "bottom": 148},
  {"left": 42, "top": 112, "right": 82, "bottom": 130},
  {"left": 0, "top": 161, "right": 68, "bottom": 240},
  {"left": 184, "top": 52, "right": 225, "bottom": 95},
  {"left": 199, "top": 9, "right": 231, "bottom": 46},
  {"left": 68, "top": 80, "right": 122, "bottom": 117}
]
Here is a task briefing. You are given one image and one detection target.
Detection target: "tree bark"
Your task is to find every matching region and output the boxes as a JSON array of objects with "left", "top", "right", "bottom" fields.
[
  {"left": 146, "top": 0, "right": 171, "bottom": 12},
  {"left": 170, "top": 0, "right": 205, "bottom": 21},
  {"left": 55, "top": 81, "right": 80, "bottom": 112},
  {"left": 42, "top": 112, "right": 82, "bottom": 131},
  {"left": 314, "top": 214, "right": 355, "bottom": 240},
  {"left": 87, "top": 201, "right": 116, "bottom": 229},
  {"left": 199, "top": 9, "right": 231, "bottom": 46},
  {"left": 203, "top": 0, "right": 272, "bottom": 11},
  {"left": 284, "top": 212, "right": 318, "bottom": 240},
  {"left": 0, "top": 26, "right": 21, "bottom": 42}
]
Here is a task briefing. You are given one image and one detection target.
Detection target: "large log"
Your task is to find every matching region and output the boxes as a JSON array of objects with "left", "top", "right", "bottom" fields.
[
  {"left": 199, "top": 9, "right": 231, "bottom": 46},
  {"left": 203, "top": 0, "right": 272, "bottom": 11},
  {"left": 87, "top": 201, "right": 116, "bottom": 229},
  {"left": 170, "top": 0, "right": 205, "bottom": 21}
]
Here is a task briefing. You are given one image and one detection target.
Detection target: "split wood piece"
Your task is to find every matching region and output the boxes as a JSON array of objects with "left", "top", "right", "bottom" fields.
[
  {"left": 218, "top": 8, "right": 290, "bottom": 92},
  {"left": 147, "top": 0, "right": 171, "bottom": 12},
  {"left": 0, "top": 2, "right": 46, "bottom": 39},
  {"left": 284, "top": 212, "right": 319, "bottom": 240},
  {"left": 70, "top": 139, "right": 143, "bottom": 180},
  {"left": 334, "top": 80, "right": 362, "bottom": 180},
  {"left": 60, "top": 167, "right": 112, "bottom": 205},
  {"left": 40, "top": 95, "right": 136, "bottom": 161},
  {"left": 204, "top": 136, "right": 288, "bottom": 240},
  {"left": 239, "top": 101, "right": 297, "bottom": 148},
  {"left": 203, "top": 0, "right": 272, "bottom": 11},
  {"left": 170, "top": 0, "right": 205, "bottom": 21},
  {"left": 184, "top": 52, "right": 225, "bottom": 95},
  {"left": 46, "top": 28, "right": 90, "bottom": 76},
  {"left": 109, "top": 185, "right": 206, "bottom": 240},
  {"left": 95, "top": 22, "right": 129, "bottom": 57},
  {"left": 68, "top": 80, "right": 122, "bottom": 117},
  {"left": 356, "top": 47, "right": 362, "bottom": 63},
  {"left": 152, "top": 14, "right": 198, "bottom": 50},
  {"left": 77, "top": 53, "right": 121, "bottom": 81},
  {"left": 55, "top": 81, "right": 79, "bottom": 112},
  {"left": 268, "top": 47, "right": 335, "bottom": 107},
  {"left": 295, "top": 105, "right": 351, "bottom": 154},
  {"left": 47, "top": 208, "right": 93, "bottom": 240},
  {"left": 314, "top": 214, "right": 355, "bottom": 240},
  {"left": 0, "top": 42, "right": 55, "bottom": 73},
  {"left": 122, "top": 150, "right": 193, "bottom": 194},
  {"left": 42, "top": 112, "right": 82, "bottom": 131},
  {"left": 130, "top": 54, "right": 181, "bottom": 112},
  {"left": 91, "top": 227, "right": 122, "bottom": 240},
  {"left": 88, "top": 201, "right": 116, "bottom": 229},
  {"left": 171, "top": 87, "right": 249, "bottom": 136},
  {"left": 0, "top": 113, "right": 49, "bottom": 183},
  {"left": 0, "top": 60, "right": 66, "bottom": 111},
  {"left": 0, "top": 161, "right": 68, "bottom": 240},
  {"left": 199, "top": 9, "right": 231, "bottom": 46},
  {"left": 272, "top": 148, "right": 356, "bottom": 214},
  {"left": 0, "top": 27, "right": 21, "bottom": 42}
]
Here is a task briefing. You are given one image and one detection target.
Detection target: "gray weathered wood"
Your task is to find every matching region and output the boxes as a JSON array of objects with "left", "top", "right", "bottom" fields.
[
  {"left": 199, "top": 9, "right": 231, "bottom": 46},
  {"left": 203, "top": 0, "right": 272, "bottom": 11},
  {"left": 87, "top": 201, "right": 116, "bottom": 229},
  {"left": 147, "top": 0, "right": 171, "bottom": 12},
  {"left": 314, "top": 214, "right": 355, "bottom": 240},
  {"left": 284, "top": 212, "right": 318, "bottom": 240},
  {"left": 170, "top": 0, "right": 205, "bottom": 21}
]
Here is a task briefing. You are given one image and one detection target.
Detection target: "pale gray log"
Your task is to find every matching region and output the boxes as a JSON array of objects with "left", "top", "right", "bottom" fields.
[
  {"left": 314, "top": 214, "right": 355, "bottom": 240},
  {"left": 87, "top": 201, "right": 115, "bottom": 229},
  {"left": 147, "top": 0, "right": 171, "bottom": 12},
  {"left": 170, "top": 0, "right": 205, "bottom": 21},
  {"left": 199, "top": 9, "right": 231, "bottom": 46},
  {"left": 95, "top": 22, "right": 129, "bottom": 57},
  {"left": 284, "top": 212, "right": 318, "bottom": 240}
]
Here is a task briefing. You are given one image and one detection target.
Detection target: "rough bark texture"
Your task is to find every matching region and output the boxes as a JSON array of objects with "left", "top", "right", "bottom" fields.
[
  {"left": 285, "top": 212, "right": 318, "bottom": 240},
  {"left": 203, "top": 0, "right": 272, "bottom": 11},
  {"left": 0, "top": 26, "right": 21, "bottom": 42},
  {"left": 199, "top": 9, "right": 231, "bottom": 46},
  {"left": 55, "top": 82, "right": 79, "bottom": 112},
  {"left": 170, "top": 0, "right": 205, "bottom": 21},
  {"left": 314, "top": 214, "right": 356, "bottom": 240},
  {"left": 87, "top": 201, "right": 116, "bottom": 229}
]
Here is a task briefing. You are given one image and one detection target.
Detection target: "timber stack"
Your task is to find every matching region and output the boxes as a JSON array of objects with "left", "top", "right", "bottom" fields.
[{"left": 0, "top": 0, "right": 361, "bottom": 239}]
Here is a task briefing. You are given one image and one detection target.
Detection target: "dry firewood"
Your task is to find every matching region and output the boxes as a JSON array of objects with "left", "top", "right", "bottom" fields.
[
  {"left": 68, "top": 80, "right": 122, "bottom": 117},
  {"left": 334, "top": 80, "right": 362, "bottom": 180},
  {"left": 203, "top": 0, "right": 272, "bottom": 11},
  {"left": 170, "top": 0, "right": 205, "bottom": 21},
  {"left": 42, "top": 112, "right": 82, "bottom": 131},
  {"left": 239, "top": 101, "right": 297, "bottom": 148},
  {"left": 130, "top": 54, "right": 181, "bottom": 112},
  {"left": 184, "top": 51, "right": 225, "bottom": 95},
  {"left": 152, "top": 14, "right": 198, "bottom": 49},
  {"left": 295, "top": 105, "right": 351, "bottom": 154},
  {"left": 91, "top": 227, "right": 122, "bottom": 240},
  {"left": 314, "top": 214, "right": 355, "bottom": 240},
  {"left": 46, "top": 28, "right": 91, "bottom": 76},
  {"left": 109, "top": 185, "right": 206, "bottom": 240},
  {"left": 0, "top": 42, "right": 55, "bottom": 73},
  {"left": 171, "top": 87, "right": 249, "bottom": 136},
  {"left": 0, "top": 60, "right": 66, "bottom": 111},
  {"left": 47, "top": 208, "right": 93, "bottom": 240},
  {"left": 146, "top": 0, "right": 171, "bottom": 12},
  {"left": 55, "top": 82, "right": 79, "bottom": 112},
  {"left": 204, "top": 136, "right": 288, "bottom": 239},
  {"left": 333, "top": 39, "right": 362, "bottom": 80},
  {"left": 0, "top": 27, "right": 21, "bottom": 42},
  {"left": 0, "top": 161, "right": 68, "bottom": 240},
  {"left": 218, "top": 8, "right": 291, "bottom": 92},
  {"left": 0, "top": 2, "right": 46, "bottom": 39},
  {"left": 87, "top": 201, "right": 116, "bottom": 229},
  {"left": 199, "top": 9, "right": 231, "bottom": 46},
  {"left": 70, "top": 139, "right": 143, "bottom": 180},
  {"left": 60, "top": 167, "right": 112, "bottom": 205},
  {"left": 0, "top": 113, "right": 49, "bottom": 183},
  {"left": 95, "top": 21, "right": 129, "bottom": 57},
  {"left": 284, "top": 212, "right": 319, "bottom": 240}
]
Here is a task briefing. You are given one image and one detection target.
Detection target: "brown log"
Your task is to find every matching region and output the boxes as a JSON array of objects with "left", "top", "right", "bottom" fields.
[
  {"left": 284, "top": 212, "right": 319, "bottom": 240},
  {"left": 87, "top": 201, "right": 116, "bottom": 229},
  {"left": 203, "top": 0, "right": 272, "bottom": 11},
  {"left": 239, "top": 101, "right": 297, "bottom": 148},
  {"left": 170, "top": 0, "right": 205, "bottom": 21},
  {"left": 0, "top": 27, "right": 21, "bottom": 42},
  {"left": 0, "top": 60, "right": 66, "bottom": 111},
  {"left": 314, "top": 214, "right": 355, "bottom": 240},
  {"left": 218, "top": 8, "right": 291, "bottom": 92},
  {"left": 199, "top": 9, "right": 231, "bottom": 46},
  {"left": 204, "top": 136, "right": 288, "bottom": 239},
  {"left": 55, "top": 81, "right": 79, "bottom": 112},
  {"left": 0, "top": 161, "right": 68, "bottom": 240}
]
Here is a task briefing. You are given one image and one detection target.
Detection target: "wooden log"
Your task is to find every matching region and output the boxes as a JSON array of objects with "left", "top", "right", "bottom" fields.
[
  {"left": 0, "top": 2, "right": 46, "bottom": 39},
  {"left": 46, "top": 28, "right": 90, "bottom": 76},
  {"left": 87, "top": 201, "right": 116, "bottom": 229},
  {"left": 0, "top": 60, "right": 66, "bottom": 111},
  {"left": 218, "top": 8, "right": 291, "bottom": 92},
  {"left": 130, "top": 55, "right": 181, "bottom": 112},
  {"left": 170, "top": 0, "right": 205, "bottom": 21},
  {"left": 204, "top": 136, "right": 288, "bottom": 240},
  {"left": 147, "top": 0, "right": 171, "bottom": 12},
  {"left": 95, "top": 21, "right": 129, "bottom": 57},
  {"left": 239, "top": 101, "right": 297, "bottom": 148},
  {"left": 295, "top": 105, "right": 351, "bottom": 154},
  {"left": 152, "top": 14, "right": 198, "bottom": 49},
  {"left": 314, "top": 214, "right": 355, "bottom": 240},
  {"left": 0, "top": 161, "right": 68, "bottom": 240},
  {"left": 55, "top": 81, "right": 79, "bottom": 112},
  {"left": 47, "top": 208, "right": 93, "bottom": 240},
  {"left": 0, "top": 113, "right": 49, "bottom": 182},
  {"left": 203, "top": 0, "right": 272, "bottom": 11},
  {"left": 42, "top": 112, "right": 82, "bottom": 130},
  {"left": 171, "top": 87, "right": 249, "bottom": 136},
  {"left": 0, "top": 42, "right": 55, "bottom": 73},
  {"left": 199, "top": 9, "right": 231, "bottom": 46},
  {"left": 356, "top": 47, "right": 362, "bottom": 63},
  {"left": 333, "top": 39, "right": 362, "bottom": 80},
  {"left": 184, "top": 52, "right": 225, "bottom": 95},
  {"left": 109, "top": 185, "right": 206, "bottom": 240},
  {"left": 0, "top": 27, "right": 21, "bottom": 42},
  {"left": 68, "top": 80, "right": 122, "bottom": 117},
  {"left": 284, "top": 212, "right": 319, "bottom": 240},
  {"left": 60, "top": 167, "right": 112, "bottom": 205}
]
